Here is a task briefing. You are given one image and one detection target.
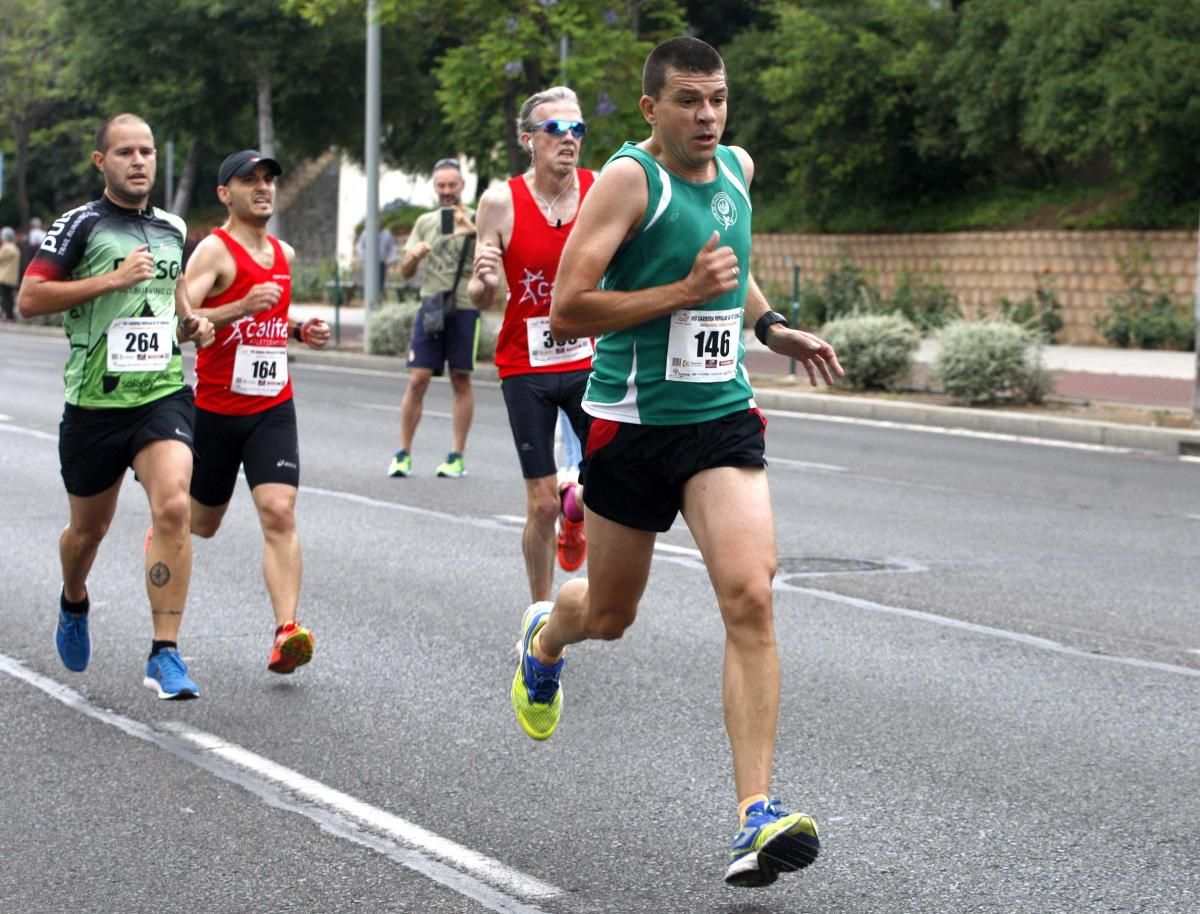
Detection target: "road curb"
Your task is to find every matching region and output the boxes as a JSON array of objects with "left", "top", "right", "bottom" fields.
[{"left": 750, "top": 386, "right": 1200, "bottom": 456}]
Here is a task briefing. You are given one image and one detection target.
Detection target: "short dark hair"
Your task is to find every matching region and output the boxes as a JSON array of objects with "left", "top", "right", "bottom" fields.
[
  {"left": 95, "top": 113, "right": 150, "bottom": 153},
  {"left": 642, "top": 36, "right": 725, "bottom": 98}
]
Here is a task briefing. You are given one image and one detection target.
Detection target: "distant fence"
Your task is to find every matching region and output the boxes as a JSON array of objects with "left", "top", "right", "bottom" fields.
[{"left": 753, "top": 230, "right": 1197, "bottom": 345}]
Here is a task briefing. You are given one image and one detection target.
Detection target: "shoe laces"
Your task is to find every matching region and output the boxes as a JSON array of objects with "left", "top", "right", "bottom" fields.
[
  {"left": 153, "top": 648, "right": 188, "bottom": 678},
  {"left": 523, "top": 653, "right": 562, "bottom": 703}
]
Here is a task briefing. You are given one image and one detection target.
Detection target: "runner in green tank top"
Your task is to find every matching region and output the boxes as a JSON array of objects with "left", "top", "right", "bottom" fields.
[
  {"left": 18, "top": 113, "right": 214, "bottom": 700},
  {"left": 506, "top": 38, "right": 844, "bottom": 889}
]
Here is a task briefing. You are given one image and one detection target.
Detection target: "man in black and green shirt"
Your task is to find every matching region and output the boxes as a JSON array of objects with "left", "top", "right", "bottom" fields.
[{"left": 19, "top": 112, "right": 214, "bottom": 700}]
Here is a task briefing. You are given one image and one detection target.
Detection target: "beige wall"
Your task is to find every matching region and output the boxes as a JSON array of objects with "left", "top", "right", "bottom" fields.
[{"left": 753, "top": 231, "right": 1197, "bottom": 344}]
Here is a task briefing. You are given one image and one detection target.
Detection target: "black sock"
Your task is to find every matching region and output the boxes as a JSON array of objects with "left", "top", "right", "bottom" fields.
[
  {"left": 60, "top": 590, "right": 90, "bottom": 615},
  {"left": 150, "top": 640, "right": 177, "bottom": 659}
]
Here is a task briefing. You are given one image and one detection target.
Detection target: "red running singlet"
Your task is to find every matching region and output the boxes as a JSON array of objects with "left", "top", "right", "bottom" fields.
[
  {"left": 494, "top": 168, "right": 595, "bottom": 379},
  {"left": 193, "top": 227, "right": 294, "bottom": 415}
]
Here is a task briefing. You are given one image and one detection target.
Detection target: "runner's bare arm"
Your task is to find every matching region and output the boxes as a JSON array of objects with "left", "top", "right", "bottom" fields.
[
  {"left": 468, "top": 186, "right": 511, "bottom": 310},
  {"left": 185, "top": 235, "right": 280, "bottom": 330},
  {"left": 174, "top": 270, "right": 214, "bottom": 348},
  {"left": 551, "top": 157, "right": 738, "bottom": 340},
  {"left": 17, "top": 244, "right": 156, "bottom": 317}
]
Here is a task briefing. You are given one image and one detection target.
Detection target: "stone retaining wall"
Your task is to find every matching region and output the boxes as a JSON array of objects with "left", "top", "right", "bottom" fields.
[{"left": 753, "top": 231, "right": 1197, "bottom": 344}]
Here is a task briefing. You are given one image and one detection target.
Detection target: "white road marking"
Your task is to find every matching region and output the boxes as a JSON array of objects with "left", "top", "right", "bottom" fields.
[
  {"left": 0, "top": 422, "right": 57, "bottom": 442},
  {"left": 764, "top": 409, "right": 1143, "bottom": 454},
  {"left": 767, "top": 456, "right": 847, "bottom": 472},
  {"left": 354, "top": 401, "right": 452, "bottom": 420},
  {"left": 1180, "top": 456, "right": 1200, "bottom": 465},
  {"left": 0, "top": 653, "right": 560, "bottom": 913}
]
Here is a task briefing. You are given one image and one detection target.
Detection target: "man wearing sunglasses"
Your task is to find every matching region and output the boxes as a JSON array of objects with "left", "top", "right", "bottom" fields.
[
  {"left": 470, "top": 86, "right": 595, "bottom": 602},
  {"left": 510, "top": 38, "right": 845, "bottom": 888}
]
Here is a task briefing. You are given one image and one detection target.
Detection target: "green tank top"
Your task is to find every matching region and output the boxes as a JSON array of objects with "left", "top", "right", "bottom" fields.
[
  {"left": 583, "top": 143, "right": 756, "bottom": 425},
  {"left": 31, "top": 197, "right": 187, "bottom": 408}
]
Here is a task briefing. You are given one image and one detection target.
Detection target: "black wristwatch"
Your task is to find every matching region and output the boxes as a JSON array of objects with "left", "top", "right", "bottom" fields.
[{"left": 754, "top": 310, "right": 790, "bottom": 345}]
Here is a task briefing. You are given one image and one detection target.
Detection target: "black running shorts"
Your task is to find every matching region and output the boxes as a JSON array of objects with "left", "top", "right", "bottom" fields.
[
  {"left": 500, "top": 369, "right": 591, "bottom": 480},
  {"left": 191, "top": 398, "right": 300, "bottom": 506},
  {"left": 59, "top": 387, "right": 195, "bottom": 497},
  {"left": 581, "top": 408, "right": 767, "bottom": 532},
  {"left": 407, "top": 308, "right": 481, "bottom": 376}
]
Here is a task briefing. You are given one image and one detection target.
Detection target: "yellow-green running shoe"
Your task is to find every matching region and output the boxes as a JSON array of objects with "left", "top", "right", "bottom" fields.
[
  {"left": 436, "top": 451, "right": 466, "bottom": 478},
  {"left": 511, "top": 601, "right": 563, "bottom": 740},
  {"left": 724, "top": 799, "right": 820, "bottom": 887},
  {"left": 388, "top": 450, "right": 412, "bottom": 478}
]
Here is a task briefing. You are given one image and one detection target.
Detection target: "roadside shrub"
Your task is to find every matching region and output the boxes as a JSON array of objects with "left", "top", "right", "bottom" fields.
[
  {"left": 934, "top": 320, "right": 1051, "bottom": 404},
  {"left": 365, "top": 302, "right": 417, "bottom": 356},
  {"left": 291, "top": 258, "right": 337, "bottom": 304},
  {"left": 889, "top": 268, "right": 961, "bottom": 332},
  {"left": 1095, "top": 250, "right": 1193, "bottom": 350},
  {"left": 993, "top": 272, "right": 1064, "bottom": 342},
  {"left": 800, "top": 259, "right": 883, "bottom": 326},
  {"left": 821, "top": 313, "right": 919, "bottom": 391}
]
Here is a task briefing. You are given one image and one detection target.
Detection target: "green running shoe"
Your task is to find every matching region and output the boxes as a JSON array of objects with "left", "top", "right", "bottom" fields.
[
  {"left": 511, "top": 601, "right": 563, "bottom": 740},
  {"left": 388, "top": 450, "right": 412, "bottom": 478},
  {"left": 436, "top": 451, "right": 466, "bottom": 478}
]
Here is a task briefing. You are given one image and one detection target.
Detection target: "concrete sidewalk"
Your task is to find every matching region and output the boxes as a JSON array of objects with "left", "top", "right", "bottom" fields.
[{"left": 289, "top": 303, "right": 1200, "bottom": 456}]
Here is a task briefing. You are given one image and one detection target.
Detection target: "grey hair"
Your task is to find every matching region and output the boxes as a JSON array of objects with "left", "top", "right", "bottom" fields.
[
  {"left": 1, "top": 227, "right": 14, "bottom": 242},
  {"left": 517, "top": 86, "right": 579, "bottom": 138}
]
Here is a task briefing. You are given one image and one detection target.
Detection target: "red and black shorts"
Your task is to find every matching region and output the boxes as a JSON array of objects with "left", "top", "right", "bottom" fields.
[{"left": 581, "top": 408, "right": 767, "bottom": 532}]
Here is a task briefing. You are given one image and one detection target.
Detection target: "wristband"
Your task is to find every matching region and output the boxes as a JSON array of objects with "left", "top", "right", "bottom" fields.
[
  {"left": 292, "top": 323, "right": 304, "bottom": 342},
  {"left": 754, "top": 310, "right": 789, "bottom": 346}
]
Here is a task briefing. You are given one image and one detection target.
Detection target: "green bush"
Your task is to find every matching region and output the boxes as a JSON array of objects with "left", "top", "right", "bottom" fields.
[
  {"left": 800, "top": 259, "right": 883, "bottom": 326},
  {"left": 934, "top": 320, "right": 1051, "bottom": 404},
  {"left": 1095, "top": 251, "right": 1194, "bottom": 350},
  {"left": 365, "top": 302, "right": 418, "bottom": 356},
  {"left": 821, "top": 313, "right": 919, "bottom": 391},
  {"left": 890, "top": 268, "right": 962, "bottom": 332},
  {"left": 291, "top": 258, "right": 337, "bottom": 304},
  {"left": 993, "top": 273, "right": 1064, "bottom": 342}
]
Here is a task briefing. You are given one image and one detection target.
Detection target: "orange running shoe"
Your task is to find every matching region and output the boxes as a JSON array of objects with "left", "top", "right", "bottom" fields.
[
  {"left": 268, "top": 621, "right": 314, "bottom": 674},
  {"left": 556, "top": 482, "right": 586, "bottom": 572},
  {"left": 143, "top": 524, "right": 153, "bottom": 556}
]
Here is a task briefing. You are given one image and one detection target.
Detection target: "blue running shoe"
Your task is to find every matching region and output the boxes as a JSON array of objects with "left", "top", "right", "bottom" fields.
[
  {"left": 725, "top": 799, "right": 820, "bottom": 887},
  {"left": 510, "top": 601, "right": 563, "bottom": 740},
  {"left": 143, "top": 647, "right": 200, "bottom": 700},
  {"left": 56, "top": 608, "right": 90, "bottom": 672}
]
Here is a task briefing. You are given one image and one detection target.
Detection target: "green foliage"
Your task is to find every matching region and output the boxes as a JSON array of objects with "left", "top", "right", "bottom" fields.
[
  {"left": 820, "top": 312, "right": 919, "bottom": 391},
  {"left": 724, "top": 0, "right": 964, "bottom": 227},
  {"left": 797, "top": 260, "right": 882, "bottom": 326},
  {"left": 934, "top": 320, "right": 1051, "bottom": 404},
  {"left": 434, "top": 0, "right": 685, "bottom": 178},
  {"left": 890, "top": 268, "right": 961, "bottom": 332},
  {"left": 365, "top": 302, "right": 418, "bottom": 356},
  {"left": 1094, "top": 249, "right": 1195, "bottom": 350},
  {"left": 991, "top": 272, "right": 1064, "bottom": 342}
]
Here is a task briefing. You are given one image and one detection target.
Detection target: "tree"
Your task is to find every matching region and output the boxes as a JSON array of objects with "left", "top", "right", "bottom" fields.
[
  {"left": 60, "top": 0, "right": 365, "bottom": 217},
  {"left": 0, "top": 0, "right": 78, "bottom": 227},
  {"left": 724, "top": 0, "right": 962, "bottom": 228}
]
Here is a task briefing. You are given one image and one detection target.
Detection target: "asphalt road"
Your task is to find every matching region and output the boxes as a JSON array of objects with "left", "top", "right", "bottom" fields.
[{"left": 1, "top": 330, "right": 1197, "bottom": 914}]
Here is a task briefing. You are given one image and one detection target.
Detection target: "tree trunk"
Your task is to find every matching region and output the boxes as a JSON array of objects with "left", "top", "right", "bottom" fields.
[
  {"left": 12, "top": 121, "right": 30, "bottom": 231},
  {"left": 172, "top": 137, "right": 202, "bottom": 220},
  {"left": 503, "top": 83, "right": 521, "bottom": 177}
]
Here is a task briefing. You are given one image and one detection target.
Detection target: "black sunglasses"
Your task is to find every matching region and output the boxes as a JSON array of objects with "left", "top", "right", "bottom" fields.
[{"left": 531, "top": 119, "right": 587, "bottom": 138}]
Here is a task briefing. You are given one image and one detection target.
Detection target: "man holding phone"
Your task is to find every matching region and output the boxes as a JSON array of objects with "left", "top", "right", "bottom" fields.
[{"left": 389, "top": 157, "right": 478, "bottom": 479}]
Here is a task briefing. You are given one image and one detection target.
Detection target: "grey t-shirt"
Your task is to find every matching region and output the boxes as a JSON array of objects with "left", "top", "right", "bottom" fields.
[{"left": 404, "top": 208, "right": 476, "bottom": 311}]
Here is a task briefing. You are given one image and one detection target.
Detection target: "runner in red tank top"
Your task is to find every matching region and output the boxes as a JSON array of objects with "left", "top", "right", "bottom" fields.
[
  {"left": 470, "top": 86, "right": 593, "bottom": 601},
  {"left": 180, "top": 149, "right": 331, "bottom": 676}
]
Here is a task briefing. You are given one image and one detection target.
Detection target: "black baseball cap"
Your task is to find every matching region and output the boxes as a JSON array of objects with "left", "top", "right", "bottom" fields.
[{"left": 218, "top": 150, "right": 282, "bottom": 186}]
